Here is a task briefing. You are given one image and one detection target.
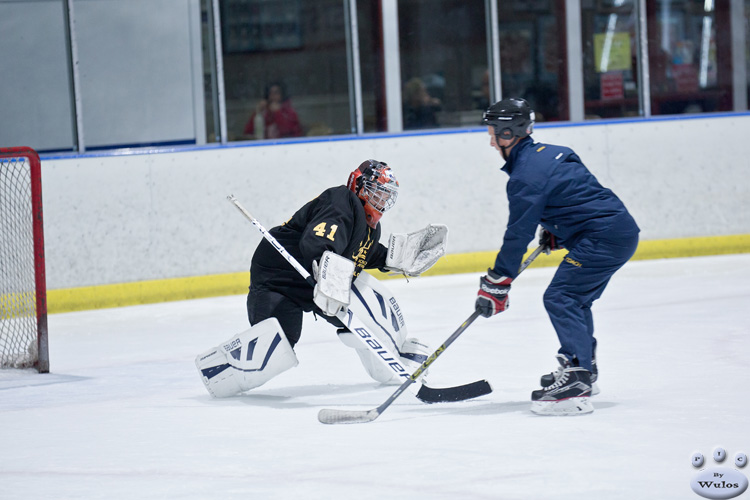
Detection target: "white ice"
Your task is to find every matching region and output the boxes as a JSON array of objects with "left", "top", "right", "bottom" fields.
[{"left": 2, "top": 254, "right": 749, "bottom": 499}]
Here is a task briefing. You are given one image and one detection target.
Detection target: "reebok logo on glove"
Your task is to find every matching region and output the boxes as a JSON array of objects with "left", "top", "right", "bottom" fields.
[
  {"left": 480, "top": 283, "right": 509, "bottom": 296},
  {"left": 475, "top": 270, "right": 512, "bottom": 317}
]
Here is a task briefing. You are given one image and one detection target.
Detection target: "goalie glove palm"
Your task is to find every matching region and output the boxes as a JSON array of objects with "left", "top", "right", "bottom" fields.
[
  {"left": 385, "top": 224, "right": 448, "bottom": 277},
  {"left": 475, "top": 269, "right": 512, "bottom": 317}
]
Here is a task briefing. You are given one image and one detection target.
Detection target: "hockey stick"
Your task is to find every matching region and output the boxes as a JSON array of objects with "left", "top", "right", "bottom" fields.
[
  {"left": 228, "top": 195, "right": 315, "bottom": 287},
  {"left": 227, "top": 194, "right": 491, "bottom": 404},
  {"left": 318, "top": 245, "right": 544, "bottom": 424}
]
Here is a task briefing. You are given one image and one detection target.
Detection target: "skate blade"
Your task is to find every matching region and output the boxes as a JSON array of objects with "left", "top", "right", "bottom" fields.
[{"left": 531, "top": 397, "right": 594, "bottom": 416}]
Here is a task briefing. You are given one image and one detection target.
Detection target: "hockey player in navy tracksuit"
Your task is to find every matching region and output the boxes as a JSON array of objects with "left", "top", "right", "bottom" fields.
[{"left": 474, "top": 98, "right": 639, "bottom": 415}]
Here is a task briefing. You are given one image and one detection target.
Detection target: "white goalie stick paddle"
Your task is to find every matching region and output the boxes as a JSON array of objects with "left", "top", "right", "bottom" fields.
[
  {"left": 227, "top": 195, "right": 491, "bottom": 404},
  {"left": 318, "top": 245, "right": 544, "bottom": 425}
]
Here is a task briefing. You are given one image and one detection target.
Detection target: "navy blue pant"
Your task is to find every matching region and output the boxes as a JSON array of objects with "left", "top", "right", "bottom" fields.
[{"left": 543, "top": 233, "right": 638, "bottom": 371}]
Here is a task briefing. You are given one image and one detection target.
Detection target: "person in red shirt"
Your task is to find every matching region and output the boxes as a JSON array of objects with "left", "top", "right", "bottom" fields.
[{"left": 244, "top": 82, "right": 303, "bottom": 139}]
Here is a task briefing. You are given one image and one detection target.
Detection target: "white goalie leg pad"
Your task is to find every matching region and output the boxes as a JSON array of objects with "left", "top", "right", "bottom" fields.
[
  {"left": 195, "top": 317, "right": 298, "bottom": 397},
  {"left": 400, "top": 337, "right": 430, "bottom": 371},
  {"left": 385, "top": 224, "right": 448, "bottom": 276},
  {"left": 354, "top": 336, "right": 431, "bottom": 385},
  {"left": 353, "top": 348, "right": 399, "bottom": 384},
  {"left": 336, "top": 328, "right": 362, "bottom": 349},
  {"left": 342, "top": 273, "right": 431, "bottom": 385},
  {"left": 348, "top": 272, "right": 408, "bottom": 349},
  {"left": 313, "top": 251, "right": 355, "bottom": 316}
]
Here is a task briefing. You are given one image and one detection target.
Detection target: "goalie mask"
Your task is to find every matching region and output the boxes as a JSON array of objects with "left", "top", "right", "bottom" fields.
[{"left": 347, "top": 159, "right": 399, "bottom": 228}]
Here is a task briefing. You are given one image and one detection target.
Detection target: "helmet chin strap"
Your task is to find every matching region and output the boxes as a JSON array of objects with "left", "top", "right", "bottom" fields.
[{"left": 496, "top": 135, "right": 520, "bottom": 160}]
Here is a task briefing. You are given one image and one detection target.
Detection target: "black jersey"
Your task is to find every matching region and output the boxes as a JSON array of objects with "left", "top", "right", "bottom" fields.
[{"left": 250, "top": 185, "right": 388, "bottom": 310}]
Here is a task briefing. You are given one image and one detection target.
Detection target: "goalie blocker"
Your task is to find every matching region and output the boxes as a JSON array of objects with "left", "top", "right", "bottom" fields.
[{"left": 313, "top": 251, "right": 355, "bottom": 317}]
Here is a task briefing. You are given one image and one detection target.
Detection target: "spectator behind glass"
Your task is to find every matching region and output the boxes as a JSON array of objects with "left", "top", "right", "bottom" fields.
[
  {"left": 244, "top": 82, "right": 303, "bottom": 139},
  {"left": 402, "top": 77, "right": 442, "bottom": 130},
  {"left": 475, "top": 70, "right": 491, "bottom": 110}
]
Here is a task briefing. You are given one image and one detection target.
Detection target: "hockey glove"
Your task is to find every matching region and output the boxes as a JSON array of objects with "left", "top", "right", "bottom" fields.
[
  {"left": 475, "top": 269, "right": 512, "bottom": 317},
  {"left": 385, "top": 224, "right": 448, "bottom": 277},
  {"left": 312, "top": 251, "right": 355, "bottom": 317},
  {"left": 538, "top": 228, "right": 563, "bottom": 255}
]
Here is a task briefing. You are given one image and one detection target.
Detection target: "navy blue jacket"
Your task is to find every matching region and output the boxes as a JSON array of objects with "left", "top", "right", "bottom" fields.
[{"left": 493, "top": 136, "right": 639, "bottom": 278}]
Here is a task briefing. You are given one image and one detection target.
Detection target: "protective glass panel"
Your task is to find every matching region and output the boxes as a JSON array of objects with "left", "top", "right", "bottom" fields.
[
  {"left": 746, "top": 0, "right": 750, "bottom": 105},
  {"left": 356, "top": 0, "right": 386, "bottom": 133},
  {"left": 647, "top": 0, "right": 732, "bottom": 115},
  {"left": 219, "top": 0, "right": 354, "bottom": 141},
  {"left": 494, "top": 1, "right": 568, "bottom": 122},
  {"left": 582, "top": 0, "right": 642, "bottom": 119},
  {"left": 398, "top": 0, "right": 488, "bottom": 130},
  {"left": 0, "top": 1, "right": 76, "bottom": 152}
]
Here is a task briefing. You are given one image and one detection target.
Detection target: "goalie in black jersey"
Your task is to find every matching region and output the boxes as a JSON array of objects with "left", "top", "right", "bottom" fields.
[
  {"left": 196, "top": 160, "right": 448, "bottom": 397},
  {"left": 247, "top": 159, "right": 397, "bottom": 344}
]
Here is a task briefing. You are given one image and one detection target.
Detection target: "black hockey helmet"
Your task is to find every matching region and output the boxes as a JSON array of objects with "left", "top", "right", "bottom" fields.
[{"left": 482, "top": 98, "right": 535, "bottom": 140}]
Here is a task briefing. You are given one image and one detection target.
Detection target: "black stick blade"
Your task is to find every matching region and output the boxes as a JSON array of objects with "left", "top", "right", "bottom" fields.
[{"left": 416, "top": 379, "right": 492, "bottom": 403}]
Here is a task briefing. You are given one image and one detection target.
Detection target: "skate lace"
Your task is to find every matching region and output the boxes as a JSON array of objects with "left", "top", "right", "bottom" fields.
[{"left": 547, "top": 370, "right": 570, "bottom": 390}]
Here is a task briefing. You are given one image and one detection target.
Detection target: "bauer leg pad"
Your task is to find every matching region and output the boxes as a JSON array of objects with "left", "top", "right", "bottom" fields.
[
  {"left": 354, "top": 337, "right": 431, "bottom": 385},
  {"left": 195, "top": 318, "right": 298, "bottom": 397}
]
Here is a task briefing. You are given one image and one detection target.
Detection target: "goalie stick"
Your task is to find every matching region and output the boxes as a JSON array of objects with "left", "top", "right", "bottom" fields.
[
  {"left": 318, "top": 245, "right": 544, "bottom": 425},
  {"left": 227, "top": 195, "right": 491, "bottom": 404}
]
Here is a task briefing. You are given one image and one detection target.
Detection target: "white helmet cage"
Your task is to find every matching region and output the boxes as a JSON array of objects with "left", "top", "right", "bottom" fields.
[{"left": 358, "top": 160, "right": 399, "bottom": 214}]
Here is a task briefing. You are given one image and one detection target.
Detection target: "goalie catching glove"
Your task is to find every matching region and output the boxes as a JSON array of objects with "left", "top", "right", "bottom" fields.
[
  {"left": 475, "top": 269, "right": 512, "bottom": 317},
  {"left": 313, "top": 251, "right": 356, "bottom": 316},
  {"left": 385, "top": 224, "right": 448, "bottom": 277}
]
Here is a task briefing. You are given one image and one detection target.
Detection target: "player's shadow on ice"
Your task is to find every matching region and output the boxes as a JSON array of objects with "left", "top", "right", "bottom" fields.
[
  {"left": 404, "top": 400, "right": 618, "bottom": 418},
  {"left": 193, "top": 382, "right": 380, "bottom": 409}
]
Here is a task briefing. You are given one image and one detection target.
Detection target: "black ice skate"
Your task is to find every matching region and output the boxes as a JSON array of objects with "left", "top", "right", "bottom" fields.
[
  {"left": 540, "top": 353, "right": 600, "bottom": 396},
  {"left": 531, "top": 366, "right": 593, "bottom": 415}
]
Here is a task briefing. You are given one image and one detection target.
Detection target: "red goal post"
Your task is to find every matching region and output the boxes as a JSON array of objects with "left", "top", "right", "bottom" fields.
[{"left": 0, "top": 147, "right": 49, "bottom": 373}]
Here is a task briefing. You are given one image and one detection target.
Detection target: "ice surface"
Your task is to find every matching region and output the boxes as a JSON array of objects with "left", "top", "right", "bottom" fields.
[{"left": 2, "top": 254, "right": 749, "bottom": 499}]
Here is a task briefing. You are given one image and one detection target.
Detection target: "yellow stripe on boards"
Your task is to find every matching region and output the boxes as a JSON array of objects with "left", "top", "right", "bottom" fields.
[
  {"left": 48, "top": 272, "right": 249, "bottom": 314},
  {"left": 370, "top": 234, "right": 750, "bottom": 279},
  {"left": 46, "top": 234, "right": 750, "bottom": 314}
]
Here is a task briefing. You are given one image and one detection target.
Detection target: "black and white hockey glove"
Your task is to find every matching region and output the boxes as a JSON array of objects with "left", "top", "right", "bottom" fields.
[
  {"left": 312, "top": 251, "right": 355, "bottom": 317},
  {"left": 538, "top": 228, "right": 563, "bottom": 255},
  {"left": 475, "top": 269, "right": 512, "bottom": 317},
  {"left": 385, "top": 224, "right": 448, "bottom": 277}
]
